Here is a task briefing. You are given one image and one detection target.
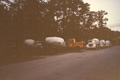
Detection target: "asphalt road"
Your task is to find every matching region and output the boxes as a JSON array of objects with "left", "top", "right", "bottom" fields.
[{"left": 0, "top": 46, "right": 120, "bottom": 80}]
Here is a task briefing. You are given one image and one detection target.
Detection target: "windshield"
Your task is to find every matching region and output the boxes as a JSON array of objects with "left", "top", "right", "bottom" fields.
[
  {"left": 88, "top": 41, "right": 92, "bottom": 42},
  {"left": 88, "top": 40, "right": 95, "bottom": 44}
]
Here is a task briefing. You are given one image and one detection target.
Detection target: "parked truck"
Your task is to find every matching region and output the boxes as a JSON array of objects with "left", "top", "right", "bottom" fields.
[
  {"left": 86, "top": 38, "right": 100, "bottom": 49},
  {"left": 105, "top": 40, "right": 111, "bottom": 47},
  {"left": 68, "top": 38, "right": 84, "bottom": 48},
  {"left": 45, "top": 37, "right": 66, "bottom": 49},
  {"left": 24, "top": 39, "right": 35, "bottom": 47},
  {"left": 100, "top": 40, "right": 106, "bottom": 48},
  {"left": 24, "top": 39, "right": 43, "bottom": 48}
]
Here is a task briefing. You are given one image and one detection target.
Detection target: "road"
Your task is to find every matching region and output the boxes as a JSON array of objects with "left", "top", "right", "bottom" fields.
[{"left": 0, "top": 46, "right": 120, "bottom": 80}]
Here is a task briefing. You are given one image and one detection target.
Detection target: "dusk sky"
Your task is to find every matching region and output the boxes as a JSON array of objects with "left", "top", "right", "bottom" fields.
[{"left": 83, "top": 0, "right": 120, "bottom": 31}]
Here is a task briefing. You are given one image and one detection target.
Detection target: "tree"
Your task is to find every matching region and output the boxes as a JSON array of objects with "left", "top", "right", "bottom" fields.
[
  {"left": 51, "top": 0, "right": 90, "bottom": 40},
  {"left": 0, "top": 1, "right": 15, "bottom": 51},
  {"left": 97, "top": 10, "right": 108, "bottom": 39}
]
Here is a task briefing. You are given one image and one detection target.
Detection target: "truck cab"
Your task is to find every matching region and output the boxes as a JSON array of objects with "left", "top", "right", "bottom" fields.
[
  {"left": 35, "top": 41, "right": 43, "bottom": 48},
  {"left": 86, "top": 38, "right": 100, "bottom": 49},
  {"left": 68, "top": 38, "right": 84, "bottom": 48}
]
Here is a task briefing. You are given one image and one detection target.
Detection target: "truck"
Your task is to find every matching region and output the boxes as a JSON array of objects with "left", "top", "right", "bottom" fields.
[
  {"left": 86, "top": 38, "right": 100, "bottom": 49},
  {"left": 105, "top": 40, "right": 111, "bottom": 47},
  {"left": 45, "top": 37, "right": 66, "bottom": 49},
  {"left": 100, "top": 40, "right": 106, "bottom": 48},
  {"left": 24, "top": 39, "right": 43, "bottom": 48},
  {"left": 68, "top": 38, "right": 84, "bottom": 48},
  {"left": 35, "top": 41, "right": 43, "bottom": 48},
  {"left": 24, "top": 39, "right": 35, "bottom": 47}
]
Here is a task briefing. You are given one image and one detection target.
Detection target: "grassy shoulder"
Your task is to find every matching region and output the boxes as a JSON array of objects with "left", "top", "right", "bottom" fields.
[{"left": 0, "top": 47, "right": 83, "bottom": 66}]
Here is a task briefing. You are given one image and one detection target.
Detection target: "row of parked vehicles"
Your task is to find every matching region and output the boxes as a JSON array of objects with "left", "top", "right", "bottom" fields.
[
  {"left": 24, "top": 37, "right": 112, "bottom": 49},
  {"left": 86, "top": 38, "right": 111, "bottom": 49}
]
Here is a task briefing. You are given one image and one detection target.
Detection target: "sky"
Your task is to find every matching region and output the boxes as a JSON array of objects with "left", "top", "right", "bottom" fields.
[{"left": 83, "top": 0, "right": 120, "bottom": 31}]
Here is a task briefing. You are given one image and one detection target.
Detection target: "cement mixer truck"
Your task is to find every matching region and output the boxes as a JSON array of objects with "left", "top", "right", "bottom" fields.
[
  {"left": 100, "top": 40, "right": 106, "bottom": 48},
  {"left": 86, "top": 38, "right": 100, "bottom": 49},
  {"left": 24, "top": 39, "right": 35, "bottom": 47},
  {"left": 105, "top": 40, "right": 111, "bottom": 47},
  {"left": 45, "top": 37, "right": 66, "bottom": 49},
  {"left": 24, "top": 39, "right": 43, "bottom": 48}
]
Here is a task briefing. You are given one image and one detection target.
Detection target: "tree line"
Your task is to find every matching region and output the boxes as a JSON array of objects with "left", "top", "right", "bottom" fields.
[{"left": 0, "top": 0, "right": 120, "bottom": 51}]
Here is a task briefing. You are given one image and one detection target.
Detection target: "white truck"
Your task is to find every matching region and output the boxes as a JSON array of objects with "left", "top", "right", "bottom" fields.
[
  {"left": 24, "top": 39, "right": 35, "bottom": 47},
  {"left": 86, "top": 38, "right": 100, "bottom": 49},
  {"left": 100, "top": 40, "right": 106, "bottom": 48},
  {"left": 105, "top": 40, "right": 111, "bottom": 47},
  {"left": 24, "top": 39, "right": 43, "bottom": 48},
  {"left": 45, "top": 37, "right": 66, "bottom": 49}
]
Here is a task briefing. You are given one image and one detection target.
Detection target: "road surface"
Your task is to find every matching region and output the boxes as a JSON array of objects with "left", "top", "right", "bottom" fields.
[{"left": 0, "top": 46, "right": 120, "bottom": 80}]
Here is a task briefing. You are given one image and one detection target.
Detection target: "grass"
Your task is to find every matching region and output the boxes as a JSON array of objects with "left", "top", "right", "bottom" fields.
[{"left": 0, "top": 47, "right": 83, "bottom": 66}]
